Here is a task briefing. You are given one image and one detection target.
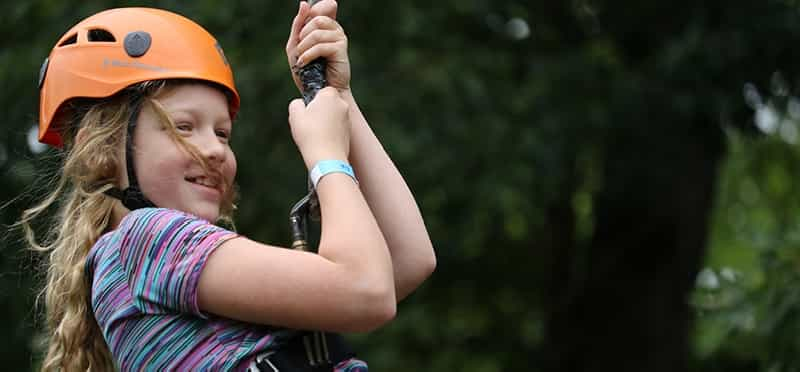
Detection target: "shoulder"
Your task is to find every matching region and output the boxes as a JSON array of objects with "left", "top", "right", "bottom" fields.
[
  {"left": 112, "top": 207, "right": 236, "bottom": 257},
  {"left": 121, "top": 207, "right": 207, "bottom": 226},
  {"left": 116, "top": 208, "right": 225, "bottom": 235}
]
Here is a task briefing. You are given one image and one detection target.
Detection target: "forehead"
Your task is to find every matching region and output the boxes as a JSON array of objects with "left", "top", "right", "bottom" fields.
[{"left": 154, "top": 83, "right": 231, "bottom": 118}]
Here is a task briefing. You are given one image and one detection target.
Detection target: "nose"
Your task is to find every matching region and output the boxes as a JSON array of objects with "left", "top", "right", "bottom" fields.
[{"left": 196, "top": 128, "right": 226, "bottom": 164}]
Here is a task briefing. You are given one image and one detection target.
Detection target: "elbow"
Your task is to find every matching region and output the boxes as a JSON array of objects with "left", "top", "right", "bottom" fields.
[
  {"left": 414, "top": 244, "right": 437, "bottom": 284},
  {"left": 423, "top": 249, "right": 437, "bottom": 278},
  {"left": 349, "top": 280, "right": 396, "bottom": 332},
  {"left": 367, "top": 293, "right": 397, "bottom": 331}
]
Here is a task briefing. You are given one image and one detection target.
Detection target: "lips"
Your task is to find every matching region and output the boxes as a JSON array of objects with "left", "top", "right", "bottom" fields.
[
  {"left": 185, "top": 175, "right": 218, "bottom": 188},
  {"left": 185, "top": 175, "right": 223, "bottom": 195}
]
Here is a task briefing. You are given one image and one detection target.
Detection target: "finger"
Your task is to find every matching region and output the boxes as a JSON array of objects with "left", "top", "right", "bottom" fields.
[
  {"left": 286, "top": 4, "right": 303, "bottom": 50},
  {"left": 297, "top": 42, "right": 346, "bottom": 68},
  {"left": 299, "top": 16, "right": 341, "bottom": 41},
  {"left": 286, "top": 2, "right": 310, "bottom": 62},
  {"left": 296, "top": 29, "right": 344, "bottom": 58},
  {"left": 299, "top": 1, "right": 311, "bottom": 19},
  {"left": 306, "top": 0, "right": 338, "bottom": 21}
]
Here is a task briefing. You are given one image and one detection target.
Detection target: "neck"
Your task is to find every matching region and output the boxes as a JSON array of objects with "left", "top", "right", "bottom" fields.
[{"left": 110, "top": 202, "right": 129, "bottom": 230}]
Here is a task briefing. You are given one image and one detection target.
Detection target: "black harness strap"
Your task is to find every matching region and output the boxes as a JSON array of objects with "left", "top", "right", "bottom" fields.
[{"left": 249, "top": 331, "right": 355, "bottom": 372}]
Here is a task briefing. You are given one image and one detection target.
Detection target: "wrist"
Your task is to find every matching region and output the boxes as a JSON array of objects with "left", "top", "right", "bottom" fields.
[
  {"left": 303, "top": 151, "right": 348, "bottom": 170},
  {"left": 310, "top": 159, "right": 358, "bottom": 189}
]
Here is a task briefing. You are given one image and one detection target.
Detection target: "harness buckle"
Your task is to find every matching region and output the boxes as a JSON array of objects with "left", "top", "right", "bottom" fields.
[
  {"left": 247, "top": 351, "right": 279, "bottom": 372},
  {"left": 303, "top": 332, "right": 331, "bottom": 366}
]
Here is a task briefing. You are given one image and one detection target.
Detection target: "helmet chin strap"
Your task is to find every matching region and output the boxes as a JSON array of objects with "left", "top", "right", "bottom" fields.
[{"left": 104, "top": 95, "right": 157, "bottom": 210}]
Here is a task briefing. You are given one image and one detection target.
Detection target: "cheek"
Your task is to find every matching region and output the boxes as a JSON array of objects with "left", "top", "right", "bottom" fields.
[
  {"left": 142, "top": 158, "right": 184, "bottom": 189},
  {"left": 225, "top": 149, "right": 237, "bottom": 180},
  {"left": 133, "top": 147, "right": 187, "bottom": 189}
]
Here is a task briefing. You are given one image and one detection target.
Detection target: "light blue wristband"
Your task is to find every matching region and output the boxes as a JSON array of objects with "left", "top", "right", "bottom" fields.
[{"left": 309, "top": 160, "right": 357, "bottom": 189}]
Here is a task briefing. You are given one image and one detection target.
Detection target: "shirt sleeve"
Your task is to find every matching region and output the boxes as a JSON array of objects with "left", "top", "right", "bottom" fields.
[{"left": 117, "top": 208, "right": 239, "bottom": 318}]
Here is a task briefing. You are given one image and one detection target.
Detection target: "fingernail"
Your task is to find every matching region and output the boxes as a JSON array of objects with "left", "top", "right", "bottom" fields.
[{"left": 292, "top": 59, "right": 304, "bottom": 72}]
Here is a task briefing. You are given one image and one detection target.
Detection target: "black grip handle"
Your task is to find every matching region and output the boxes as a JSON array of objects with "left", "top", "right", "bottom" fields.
[
  {"left": 289, "top": 0, "right": 327, "bottom": 250},
  {"left": 299, "top": 58, "right": 327, "bottom": 104},
  {"left": 299, "top": 0, "right": 327, "bottom": 104}
]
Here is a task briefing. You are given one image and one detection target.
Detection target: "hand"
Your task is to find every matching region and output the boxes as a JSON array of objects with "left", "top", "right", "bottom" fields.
[
  {"left": 286, "top": 0, "right": 351, "bottom": 92},
  {"left": 288, "top": 87, "right": 351, "bottom": 169}
]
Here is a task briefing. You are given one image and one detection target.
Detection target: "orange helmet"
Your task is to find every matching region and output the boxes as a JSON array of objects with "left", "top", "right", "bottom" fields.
[{"left": 38, "top": 7, "right": 240, "bottom": 147}]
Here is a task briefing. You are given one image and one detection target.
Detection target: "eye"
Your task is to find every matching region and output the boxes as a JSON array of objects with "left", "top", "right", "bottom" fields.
[
  {"left": 216, "top": 128, "right": 232, "bottom": 142},
  {"left": 175, "top": 122, "right": 193, "bottom": 132}
]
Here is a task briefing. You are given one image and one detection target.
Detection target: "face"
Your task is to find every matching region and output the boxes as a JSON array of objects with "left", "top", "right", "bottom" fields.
[{"left": 126, "top": 83, "right": 237, "bottom": 222}]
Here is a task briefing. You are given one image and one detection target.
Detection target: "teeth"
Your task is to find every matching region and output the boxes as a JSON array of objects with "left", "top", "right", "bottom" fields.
[{"left": 187, "top": 176, "right": 218, "bottom": 188}]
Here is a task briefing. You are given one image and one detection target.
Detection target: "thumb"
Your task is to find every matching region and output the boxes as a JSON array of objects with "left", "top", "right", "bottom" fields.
[
  {"left": 288, "top": 98, "right": 306, "bottom": 121},
  {"left": 308, "top": 0, "right": 338, "bottom": 20}
]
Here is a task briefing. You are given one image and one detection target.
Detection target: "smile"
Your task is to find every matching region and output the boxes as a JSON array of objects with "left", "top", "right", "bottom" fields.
[{"left": 185, "top": 176, "right": 221, "bottom": 191}]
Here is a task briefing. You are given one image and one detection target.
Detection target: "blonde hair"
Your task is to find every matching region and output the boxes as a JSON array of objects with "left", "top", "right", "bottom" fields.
[{"left": 19, "top": 80, "right": 237, "bottom": 371}]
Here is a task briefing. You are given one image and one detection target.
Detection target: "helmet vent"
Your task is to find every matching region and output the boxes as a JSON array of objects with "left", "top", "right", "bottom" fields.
[
  {"left": 88, "top": 29, "right": 116, "bottom": 42},
  {"left": 58, "top": 33, "right": 77, "bottom": 47}
]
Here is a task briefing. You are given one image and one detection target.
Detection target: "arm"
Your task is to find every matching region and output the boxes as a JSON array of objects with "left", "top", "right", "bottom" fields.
[
  {"left": 342, "top": 89, "right": 436, "bottom": 301},
  {"left": 287, "top": 0, "right": 436, "bottom": 302},
  {"left": 197, "top": 88, "right": 397, "bottom": 333}
]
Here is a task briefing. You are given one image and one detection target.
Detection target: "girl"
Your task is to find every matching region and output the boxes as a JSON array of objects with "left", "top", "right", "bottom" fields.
[{"left": 23, "top": 2, "right": 435, "bottom": 371}]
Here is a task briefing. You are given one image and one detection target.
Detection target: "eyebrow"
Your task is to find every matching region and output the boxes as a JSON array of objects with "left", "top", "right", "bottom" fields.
[{"left": 167, "top": 106, "right": 232, "bottom": 126}]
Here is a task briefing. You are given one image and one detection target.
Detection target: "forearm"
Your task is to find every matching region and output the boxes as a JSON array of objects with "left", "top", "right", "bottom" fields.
[
  {"left": 198, "top": 172, "right": 396, "bottom": 331},
  {"left": 341, "top": 89, "right": 436, "bottom": 301},
  {"left": 316, "top": 173, "right": 396, "bottom": 305}
]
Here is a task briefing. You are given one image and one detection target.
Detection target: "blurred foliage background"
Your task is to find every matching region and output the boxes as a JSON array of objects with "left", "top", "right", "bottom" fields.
[{"left": 2, "top": 0, "right": 800, "bottom": 371}]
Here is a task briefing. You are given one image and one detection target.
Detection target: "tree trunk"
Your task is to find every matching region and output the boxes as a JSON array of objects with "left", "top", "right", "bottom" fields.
[{"left": 543, "top": 113, "right": 724, "bottom": 372}]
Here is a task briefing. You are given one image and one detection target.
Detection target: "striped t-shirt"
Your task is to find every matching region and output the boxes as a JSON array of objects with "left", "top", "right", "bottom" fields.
[{"left": 86, "top": 207, "right": 368, "bottom": 371}]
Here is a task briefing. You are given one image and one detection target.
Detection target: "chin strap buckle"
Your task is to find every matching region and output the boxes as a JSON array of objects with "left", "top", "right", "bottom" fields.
[{"left": 103, "top": 187, "right": 155, "bottom": 210}]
